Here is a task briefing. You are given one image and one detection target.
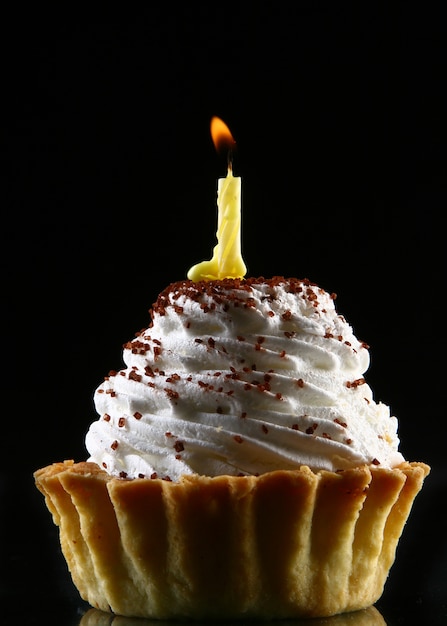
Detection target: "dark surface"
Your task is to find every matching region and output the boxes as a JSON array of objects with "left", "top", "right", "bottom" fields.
[{"left": 1, "top": 4, "right": 446, "bottom": 624}]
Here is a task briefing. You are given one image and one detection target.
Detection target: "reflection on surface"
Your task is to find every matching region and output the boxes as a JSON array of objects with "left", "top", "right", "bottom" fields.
[{"left": 79, "top": 605, "right": 386, "bottom": 626}]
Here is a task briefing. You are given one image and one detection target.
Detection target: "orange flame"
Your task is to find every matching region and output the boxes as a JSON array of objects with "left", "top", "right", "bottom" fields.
[{"left": 210, "top": 116, "right": 236, "bottom": 154}]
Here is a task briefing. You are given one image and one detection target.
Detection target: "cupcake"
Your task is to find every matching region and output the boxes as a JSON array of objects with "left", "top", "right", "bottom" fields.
[
  {"left": 34, "top": 118, "right": 429, "bottom": 619},
  {"left": 34, "top": 276, "right": 429, "bottom": 619}
]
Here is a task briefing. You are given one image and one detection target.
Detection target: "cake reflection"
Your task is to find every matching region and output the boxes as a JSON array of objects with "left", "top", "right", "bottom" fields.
[{"left": 79, "top": 605, "right": 386, "bottom": 626}]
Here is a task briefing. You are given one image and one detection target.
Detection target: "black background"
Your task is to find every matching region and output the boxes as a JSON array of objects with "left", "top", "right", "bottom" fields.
[{"left": 1, "top": 4, "right": 446, "bottom": 625}]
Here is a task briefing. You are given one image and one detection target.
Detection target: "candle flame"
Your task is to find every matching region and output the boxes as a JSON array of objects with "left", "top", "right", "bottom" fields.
[{"left": 210, "top": 116, "right": 236, "bottom": 154}]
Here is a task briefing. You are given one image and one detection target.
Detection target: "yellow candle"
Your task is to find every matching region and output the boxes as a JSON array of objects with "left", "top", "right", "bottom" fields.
[{"left": 187, "top": 118, "right": 247, "bottom": 282}]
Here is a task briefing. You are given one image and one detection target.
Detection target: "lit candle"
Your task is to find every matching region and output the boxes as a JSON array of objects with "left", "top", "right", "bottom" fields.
[{"left": 187, "top": 117, "right": 247, "bottom": 282}]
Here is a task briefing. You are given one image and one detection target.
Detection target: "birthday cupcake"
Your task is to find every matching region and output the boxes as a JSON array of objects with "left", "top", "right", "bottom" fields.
[{"left": 34, "top": 119, "right": 429, "bottom": 619}]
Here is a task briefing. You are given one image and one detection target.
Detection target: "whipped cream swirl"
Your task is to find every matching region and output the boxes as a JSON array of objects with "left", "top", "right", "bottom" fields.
[{"left": 86, "top": 277, "right": 405, "bottom": 480}]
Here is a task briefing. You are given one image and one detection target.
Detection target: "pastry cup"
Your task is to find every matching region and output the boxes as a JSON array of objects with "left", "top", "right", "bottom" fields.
[{"left": 34, "top": 460, "right": 429, "bottom": 619}]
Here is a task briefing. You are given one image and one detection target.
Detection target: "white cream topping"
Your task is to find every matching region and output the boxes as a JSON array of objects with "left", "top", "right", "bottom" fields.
[{"left": 85, "top": 277, "right": 405, "bottom": 480}]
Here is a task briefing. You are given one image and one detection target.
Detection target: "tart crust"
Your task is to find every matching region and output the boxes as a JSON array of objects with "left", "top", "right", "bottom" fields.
[{"left": 34, "top": 460, "right": 429, "bottom": 619}]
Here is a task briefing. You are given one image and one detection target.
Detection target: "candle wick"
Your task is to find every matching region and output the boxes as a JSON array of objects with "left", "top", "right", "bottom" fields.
[{"left": 227, "top": 148, "right": 233, "bottom": 173}]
